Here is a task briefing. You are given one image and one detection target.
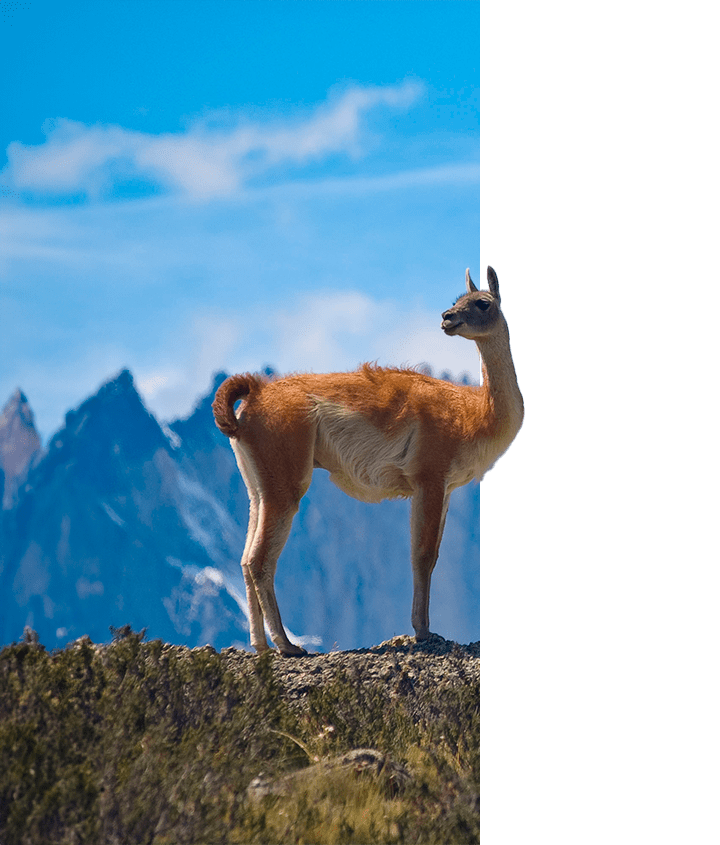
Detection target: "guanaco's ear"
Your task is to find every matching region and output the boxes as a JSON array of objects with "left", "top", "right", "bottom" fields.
[
  {"left": 465, "top": 268, "right": 478, "bottom": 294},
  {"left": 487, "top": 266, "right": 500, "bottom": 300}
]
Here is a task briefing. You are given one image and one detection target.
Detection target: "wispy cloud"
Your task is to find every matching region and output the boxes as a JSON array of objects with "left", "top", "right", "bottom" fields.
[
  {"left": 1, "top": 78, "right": 478, "bottom": 441},
  {"left": 132, "top": 290, "right": 479, "bottom": 426},
  {"left": 3, "top": 81, "right": 424, "bottom": 201}
]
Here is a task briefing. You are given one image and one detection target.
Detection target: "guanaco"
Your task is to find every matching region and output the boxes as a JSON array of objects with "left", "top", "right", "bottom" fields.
[{"left": 212, "top": 267, "right": 523, "bottom": 655}]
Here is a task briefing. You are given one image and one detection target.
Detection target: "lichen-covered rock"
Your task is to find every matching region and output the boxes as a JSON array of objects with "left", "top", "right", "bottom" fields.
[{"left": 247, "top": 747, "right": 412, "bottom": 802}]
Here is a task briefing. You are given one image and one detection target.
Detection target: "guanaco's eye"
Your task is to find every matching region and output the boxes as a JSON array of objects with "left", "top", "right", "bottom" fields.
[{"left": 476, "top": 300, "right": 491, "bottom": 311}]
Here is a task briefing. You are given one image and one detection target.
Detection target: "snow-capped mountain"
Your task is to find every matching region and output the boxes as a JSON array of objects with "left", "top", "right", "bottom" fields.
[{"left": 0, "top": 370, "right": 479, "bottom": 651}]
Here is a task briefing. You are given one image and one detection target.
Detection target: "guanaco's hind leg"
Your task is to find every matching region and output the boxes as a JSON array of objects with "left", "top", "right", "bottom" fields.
[
  {"left": 245, "top": 495, "right": 307, "bottom": 656},
  {"left": 240, "top": 494, "right": 269, "bottom": 652},
  {"left": 233, "top": 448, "right": 271, "bottom": 653},
  {"left": 232, "top": 439, "right": 311, "bottom": 656},
  {"left": 410, "top": 483, "right": 450, "bottom": 640},
  {"left": 230, "top": 418, "right": 315, "bottom": 656}
]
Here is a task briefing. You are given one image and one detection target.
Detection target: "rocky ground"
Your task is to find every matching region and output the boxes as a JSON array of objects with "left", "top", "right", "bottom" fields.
[{"left": 219, "top": 632, "right": 480, "bottom": 718}]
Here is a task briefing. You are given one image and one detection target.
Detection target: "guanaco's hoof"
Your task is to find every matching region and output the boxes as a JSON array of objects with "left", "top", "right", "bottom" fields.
[{"left": 278, "top": 645, "right": 309, "bottom": 657}]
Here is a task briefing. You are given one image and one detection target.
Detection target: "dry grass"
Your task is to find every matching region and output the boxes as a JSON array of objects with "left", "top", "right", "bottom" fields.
[{"left": 0, "top": 628, "right": 478, "bottom": 844}]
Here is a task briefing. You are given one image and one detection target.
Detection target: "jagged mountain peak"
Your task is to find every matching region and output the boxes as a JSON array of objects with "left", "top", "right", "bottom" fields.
[
  {"left": 79, "top": 368, "right": 142, "bottom": 414},
  {"left": 98, "top": 367, "right": 135, "bottom": 396},
  {"left": 62, "top": 368, "right": 157, "bottom": 434},
  {"left": 1, "top": 387, "right": 43, "bottom": 507},
  {"left": 35, "top": 368, "right": 171, "bottom": 484},
  {"left": 1, "top": 387, "right": 39, "bottom": 432}
]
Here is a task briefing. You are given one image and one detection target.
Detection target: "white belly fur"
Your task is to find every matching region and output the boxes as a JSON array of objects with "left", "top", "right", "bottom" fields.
[
  {"left": 311, "top": 399, "right": 416, "bottom": 502},
  {"left": 310, "top": 398, "right": 514, "bottom": 503}
]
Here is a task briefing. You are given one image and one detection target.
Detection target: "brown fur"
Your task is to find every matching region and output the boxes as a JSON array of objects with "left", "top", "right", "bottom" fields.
[{"left": 212, "top": 373, "right": 267, "bottom": 438}]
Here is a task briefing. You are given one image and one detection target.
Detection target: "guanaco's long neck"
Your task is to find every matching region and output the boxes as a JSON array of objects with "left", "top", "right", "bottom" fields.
[{"left": 475, "top": 318, "right": 524, "bottom": 439}]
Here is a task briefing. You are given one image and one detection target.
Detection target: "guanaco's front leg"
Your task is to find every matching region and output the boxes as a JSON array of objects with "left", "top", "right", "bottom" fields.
[{"left": 410, "top": 482, "right": 450, "bottom": 640}]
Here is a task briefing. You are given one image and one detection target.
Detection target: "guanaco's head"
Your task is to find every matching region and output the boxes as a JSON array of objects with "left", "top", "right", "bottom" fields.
[{"left": 441, "top": 267, "right": 503, "bottom": 340}]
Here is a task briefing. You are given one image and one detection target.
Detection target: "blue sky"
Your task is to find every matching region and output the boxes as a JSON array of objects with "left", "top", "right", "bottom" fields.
[{"left": 1, "top": 0, "right": 479, "bottom": 440}]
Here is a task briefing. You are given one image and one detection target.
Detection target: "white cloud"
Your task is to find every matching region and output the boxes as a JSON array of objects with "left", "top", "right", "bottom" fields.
[
  {"left": 3, "top": 81, "right": 424, "bottom": 201},
  {"left": 260, "top": 82, "right": 422, "bottom": 163},
  {"left": 5, "top": 119, "right": 137, "bottom": 197},
  {"left": 272, "top": 290, "right": 379, "bottom": 371},
  {"left": 254, "top": 289, "right": 480, "bottom": 380}
]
